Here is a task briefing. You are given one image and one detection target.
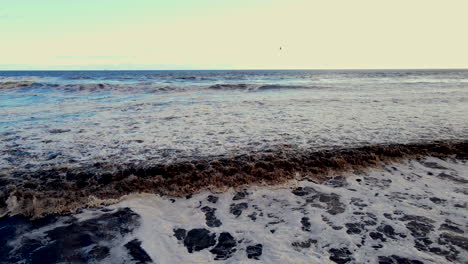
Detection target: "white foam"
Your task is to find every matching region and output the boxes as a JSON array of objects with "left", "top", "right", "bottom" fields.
[
  {"left": 1, "top": 78, "right": 467, "bottom": 172},
  {"left": 102, "top": 157, "right": 468, "bottom": 263}
]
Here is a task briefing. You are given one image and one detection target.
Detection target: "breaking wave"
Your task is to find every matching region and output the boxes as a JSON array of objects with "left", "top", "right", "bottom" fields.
[
  {"left": 1, "top": 140, "right": 466, "bottom": 218},
  {"left": 0, "top": 80, "right": 322, "bottom": 93},
  {"left": 0, "top": 81, "right": 37, "bottom": 89},
  {"left": 208, "top": 84, "right": 311, "bottom": 91},
  {"left": 0, "top": 81, "right": 180, "bottom": 93}
]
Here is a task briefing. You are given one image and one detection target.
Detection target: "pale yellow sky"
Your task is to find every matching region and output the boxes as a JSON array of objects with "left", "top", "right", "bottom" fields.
[{"left": 1, "top": 0, "right": 467, "bottom": 70}]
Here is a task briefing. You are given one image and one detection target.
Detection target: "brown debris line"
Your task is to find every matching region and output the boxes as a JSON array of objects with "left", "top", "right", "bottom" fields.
[{"left": 1, "top": 140, "right": 467, "bottom": 218}]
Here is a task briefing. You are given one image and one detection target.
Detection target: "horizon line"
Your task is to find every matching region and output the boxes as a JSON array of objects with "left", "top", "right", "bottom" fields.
[{"left": 1, "top": 68, "right": 468, "bottom": 72}]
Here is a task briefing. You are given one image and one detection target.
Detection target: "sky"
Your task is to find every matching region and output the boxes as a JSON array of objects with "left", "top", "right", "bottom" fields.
[{"left": 1, "top": 0, "right": 467, "bottom": 70}]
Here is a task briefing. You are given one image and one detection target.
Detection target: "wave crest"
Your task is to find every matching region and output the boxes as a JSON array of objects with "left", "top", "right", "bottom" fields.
[
  {"left": 0, "top": 81, "right": 37, "bottom": 89},
  {"left": 208, "top": 83, "right": 313, "bottom": 91},
  {"left": 1, "top": 140, "right": 466, "bottom": 218},
  {"left": 1, "top": 80, "right": 323, "bottom": 93}
]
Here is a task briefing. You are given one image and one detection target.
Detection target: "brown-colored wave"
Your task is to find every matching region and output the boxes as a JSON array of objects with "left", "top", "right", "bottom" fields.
[
  {"left": 0, "top": 81, "right": 37, "bottom": 89},
  {"left": 1, "top": 140, "right": 467, "bottom": 218}
]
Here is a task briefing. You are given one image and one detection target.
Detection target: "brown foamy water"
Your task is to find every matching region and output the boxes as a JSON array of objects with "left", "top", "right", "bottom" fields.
[{"left": 2, "top": 141, "right": 467, "bottom": 218}]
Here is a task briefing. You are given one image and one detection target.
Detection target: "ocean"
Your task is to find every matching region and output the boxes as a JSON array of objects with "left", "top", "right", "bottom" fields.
[{"left": 0, "top": 70, "right": 467, "bottom": 263}]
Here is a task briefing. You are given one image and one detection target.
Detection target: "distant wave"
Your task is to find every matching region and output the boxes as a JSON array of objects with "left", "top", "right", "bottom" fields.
[
  {"left": 0, "top": 81, "right": 321, "bottom": 93},
  {"left": 175, "top": 76, "right": 213, "bottom": 81},
  {"left": 0, "top": 81, "right": 179, "bottom": 93},
  {"left": 0, "top": 81, "right": 37, "bottom": 89},
  {"left": 1, "top": 140, "right": 466, "bottom": 218},
  {"left": 3, "top": 79, "right": 462, "bottom": 94},
  {"left": 208, "top": 83, "right": 317, "bottom": 91},
  {"left": 58, "top": 83, "right": 178, "bottom": 93},
  {"left": 208, "top": 83, "right": 251, "bottom": 90},
  {"left": 257, "top": 84, "right": 309, "bottom": 90}
]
